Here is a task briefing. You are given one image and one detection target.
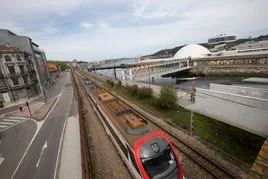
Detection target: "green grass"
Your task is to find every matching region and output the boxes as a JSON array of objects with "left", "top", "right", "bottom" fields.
[
  {"left": 205, "top": 72, "right": 268, "bottom": 78},
  {"left": 105, "top": 83, "right": 265, "bottom": 166}
]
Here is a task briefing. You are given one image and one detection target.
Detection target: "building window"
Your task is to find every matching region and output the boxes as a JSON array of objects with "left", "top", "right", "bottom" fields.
[
  {"left": 23, "top": 76, "right": 28, "bottom": 84},
  {"left": 19, "top": 65, "right": 25, "bottom": 74},
  {"left": 8, "top": 66, "right": 16, "bottom": 75},
  {"left": 17, "top": 55, "right": 21, "bottom": 61},
  {"left": 0, "top": 79, "right": 6, "bottom": 88},
  {"left": 12, "top": 77, "right": 19, "bottom": 85},
  {"left": 5, "top": 55, "right": 11, "bottom": 62}
]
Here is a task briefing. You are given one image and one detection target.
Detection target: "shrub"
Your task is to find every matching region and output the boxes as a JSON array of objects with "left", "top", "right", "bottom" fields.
[
  {"left": 129, "top": 85, "right": 139, "bottom": 96},
  {"left": 106, "top": 80, "right": 114, "bottom": 87},
  {"left": 138, "top": 87, "right": 153, "bottom": 99},
  {"left": 117, "top": 80, "right": 122, "bottom": 87},
  {"left": 158, "top": 86, "right": 177, "bottom": 109}
]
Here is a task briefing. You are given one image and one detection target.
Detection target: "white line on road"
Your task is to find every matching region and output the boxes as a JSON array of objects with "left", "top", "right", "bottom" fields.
[
  {"left": 0, "top": 121, "right": 14, "bottom": 125},
  {"left": 0, "top": 119, "right": 28, "bottom": 133},
  {"left": 36, "top": 140, "right": 48, "bottom": 167},
  {"left": 0, "top": 125, "right": 8, "bottom": 128},
  {"left": 11, "top": 97, "right": 59, "bottom": 179},
  {"left": 9, "top": 117, "right": 26, "bottom": 120},
  {"left": 3, "top": 119, "right": 21, "bottom": 122},
  {"left": 54, "top": 74, "right": 73, "bottom": 179},
  {"left": 0, "top": 157, "right": 5, "bottom": 166}
]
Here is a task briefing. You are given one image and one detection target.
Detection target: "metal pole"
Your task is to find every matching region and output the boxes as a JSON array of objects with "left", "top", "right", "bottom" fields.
[
  {"left": 26, "top": 101, "right": 32, "bottom": 116},
  {"left": 148, "top": 65, "right": 151, "bottom": 88},
  {"left": 190, "top": 80, "right": 196, "bottom": 136},
  {"left": 125, "top": 68, "right": 128, "bottom": 86},
  {"left": 113, "top": 66, "right": 117, "bottom": 80},
  {"left": 43, "top": 87, "right": 47, "bottom": 102}
]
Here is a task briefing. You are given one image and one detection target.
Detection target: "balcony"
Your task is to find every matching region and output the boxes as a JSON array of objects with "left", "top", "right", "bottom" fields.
[{"left": 7, "top": 72, "right": 21, "bottom": 77}]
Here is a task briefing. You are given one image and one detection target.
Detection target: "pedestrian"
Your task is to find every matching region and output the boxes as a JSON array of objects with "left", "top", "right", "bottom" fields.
[{"left": 19, "top": 106, "right": 23, "bottom": 112}]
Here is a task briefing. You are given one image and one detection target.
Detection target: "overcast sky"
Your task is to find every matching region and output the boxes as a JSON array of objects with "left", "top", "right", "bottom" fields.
[{"left": 1, "top": 0, "right": 268, "bottom": 61}]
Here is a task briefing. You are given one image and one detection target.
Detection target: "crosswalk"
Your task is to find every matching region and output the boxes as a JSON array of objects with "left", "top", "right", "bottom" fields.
[{"left": 0, "top": 116, "right": 27, "bottom": 132}]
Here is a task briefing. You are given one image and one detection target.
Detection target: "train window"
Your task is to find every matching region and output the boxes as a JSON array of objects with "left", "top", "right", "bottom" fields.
[
  {"left": 97, "top": 108, "right": 128, "bottom": 157},
  {"left": 127, "top": 146, "right": 141, "bottom": 176},
  {"left": 141, "top": 146, "right": 175, "bottom": 177}
]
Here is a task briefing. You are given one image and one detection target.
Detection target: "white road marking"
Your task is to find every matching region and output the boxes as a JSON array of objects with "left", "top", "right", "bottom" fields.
[
  {"left": 0, "top": 119, "right": 28, "bottom": 133},
  {"left": 0, "top": 121, "right": 14, "bottom": 125},
  {"left": 3, "top": 119, "right": 21, "bottom": 122},
  {"left": 0, "top": 157, "right": 4, "bottom": 166},
  {"left": 0, "top": 125, "right": 8, "bottom": 128},
  {"left": 9, "top": 117, "right": 26, "bottom": 120},
  {"left": 36, "top": 140, "right": 48, "bottom": 167},
  {"left": 54, "top": 73, "right": 73, "bottom": 179},
  {"left": 11, "top": 96, "right": 59, "bottom": 179}
]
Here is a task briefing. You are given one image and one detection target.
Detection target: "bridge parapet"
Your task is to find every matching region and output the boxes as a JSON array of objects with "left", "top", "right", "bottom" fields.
[{"left": 121, "top": 58, "right": 190, "bottom": 81}]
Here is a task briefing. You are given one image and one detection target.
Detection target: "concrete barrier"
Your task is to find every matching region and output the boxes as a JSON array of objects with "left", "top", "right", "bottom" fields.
[
  {"left": 198, "top": 88, "right": 268, "bottom": 111},
  {"left": 189, "top": 88, "right": 268, "bottom": 137},
  {"left": 209, "top": 83, "right": 268, "bottom": 99}
]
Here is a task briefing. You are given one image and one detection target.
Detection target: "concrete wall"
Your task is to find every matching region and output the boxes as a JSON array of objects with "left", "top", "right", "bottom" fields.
[
  {"left": 209, "top": 83, "right": 268, "bottom": 99},
  {"left": 189, "top": 88, "right": 268, "bottom": 137},
  {"left": 197, "top": 88, "right": 268, "bottom": 111}
]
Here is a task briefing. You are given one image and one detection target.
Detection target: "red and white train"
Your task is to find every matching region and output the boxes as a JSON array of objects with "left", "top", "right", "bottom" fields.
[{"left": 85, "top": 80, "right": 184, "bottom": 179}]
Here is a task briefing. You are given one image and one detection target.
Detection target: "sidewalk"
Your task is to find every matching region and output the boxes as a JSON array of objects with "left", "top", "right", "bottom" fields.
[
  {"left": 58, "top": 115, "right": 82, "bottom": 179},
  {"left": 0, "top": 95, "right": 40, "bottom": 109},
  {"left": 0, "top": 95, "right": 41, "bottom": 116},
  {"left": 10, "top": 97, "right": 57, "bottom": 120}
]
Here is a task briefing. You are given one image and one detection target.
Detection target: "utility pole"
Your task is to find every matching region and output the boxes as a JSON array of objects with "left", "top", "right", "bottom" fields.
[
  {"left": 148, "top": 65, "right": 151, "bottom": 88},
  {"left": 125, "top": 68, "right": 128, "bottom": 86},
  {"left": 190, "top": 80, "right": 196, "bottom": 136}
]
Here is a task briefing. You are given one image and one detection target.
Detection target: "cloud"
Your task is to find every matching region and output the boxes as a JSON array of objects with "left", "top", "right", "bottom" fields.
[
  {"left": 80, "top": 21, "right": 94, "bottom": 31},
  {"left": 1, "top": 0, "right": 268, "bottom": 61}
]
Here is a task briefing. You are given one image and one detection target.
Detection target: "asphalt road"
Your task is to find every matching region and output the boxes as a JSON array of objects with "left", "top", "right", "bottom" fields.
[
  {"left": 0, "top": 117, "right": 36, "bottom": 179},
  {"left": 12, "top": 72, "right": 74, "bottom": 179}
]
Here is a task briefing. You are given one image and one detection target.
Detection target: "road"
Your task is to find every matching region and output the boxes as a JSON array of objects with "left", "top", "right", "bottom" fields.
[
  {"left": 0, "top": 116, "right": 36, "bottom": 179},
  {"left": 0, "top": 72, "right": 73, "bottom": 179},
  {"left": 12, "top": 72, "right": 74, "bottom": 179}
]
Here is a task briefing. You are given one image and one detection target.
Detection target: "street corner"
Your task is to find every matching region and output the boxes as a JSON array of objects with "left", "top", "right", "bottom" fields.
[
  {"left": 8, "top": 102, "right": 44, "bottom": 118},
  {"left": 30, "top": 97, "right": 58, "bottom": 121}
]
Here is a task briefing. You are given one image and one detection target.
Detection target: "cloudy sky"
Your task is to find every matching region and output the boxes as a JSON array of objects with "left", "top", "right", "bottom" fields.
[{"left": 1, "top": 0, "right": 268, "bottom": 61}]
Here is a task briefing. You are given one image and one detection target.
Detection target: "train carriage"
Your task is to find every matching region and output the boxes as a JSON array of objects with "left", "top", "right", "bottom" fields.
[{"left": 85, "top": 81, "right": 184, "bottom": 179}]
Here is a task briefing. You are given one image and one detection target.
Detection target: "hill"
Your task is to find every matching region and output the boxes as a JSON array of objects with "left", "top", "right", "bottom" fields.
[{"left": 146, "top": 34, "right": 268, "bottom": 58}]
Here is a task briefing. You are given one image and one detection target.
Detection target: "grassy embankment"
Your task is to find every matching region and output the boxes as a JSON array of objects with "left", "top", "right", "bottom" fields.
[
  {"left": 204, "top": 72, "right": 268, "bottom": 78},
  {"left": 104, "top": 80, "right": 265, "bottom": 166}
]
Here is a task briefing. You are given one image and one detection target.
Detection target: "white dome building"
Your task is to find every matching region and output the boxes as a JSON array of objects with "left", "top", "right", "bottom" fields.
[{"left": 174, "top": 44, "right": 211, "bottom": 59}]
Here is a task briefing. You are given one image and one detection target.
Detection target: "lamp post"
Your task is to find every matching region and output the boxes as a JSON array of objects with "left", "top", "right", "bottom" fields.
[{"left": 148, "top": 65, "right": 151, "bottom": 88}]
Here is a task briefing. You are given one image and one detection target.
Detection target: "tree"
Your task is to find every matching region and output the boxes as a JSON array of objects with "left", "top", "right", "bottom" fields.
[
  {"left": 47, "top": 61, "right": 69, "bottom": 70},
  {"left": 158, "top": 86, "right": 177, "bottom": 108}
]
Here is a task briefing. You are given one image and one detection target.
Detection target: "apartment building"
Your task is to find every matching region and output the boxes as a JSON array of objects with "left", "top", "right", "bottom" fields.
[{"left": 0, "top": 45, "right": 38, "bottom": 104}]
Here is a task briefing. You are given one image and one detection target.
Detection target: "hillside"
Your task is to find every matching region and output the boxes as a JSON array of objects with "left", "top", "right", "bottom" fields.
[{"left": 146, "top": 34, "right": 268, "bottom": 58}]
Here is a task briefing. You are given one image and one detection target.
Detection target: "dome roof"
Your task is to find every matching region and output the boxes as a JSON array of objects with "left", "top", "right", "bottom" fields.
[{"left": 174, "top": 44, "right": 211, "bottom": 59}]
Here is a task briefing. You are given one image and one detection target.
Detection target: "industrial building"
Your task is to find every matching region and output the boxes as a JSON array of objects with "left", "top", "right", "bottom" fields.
[{"left": 208, "top": 34, "right": 236, "bottom": 45}]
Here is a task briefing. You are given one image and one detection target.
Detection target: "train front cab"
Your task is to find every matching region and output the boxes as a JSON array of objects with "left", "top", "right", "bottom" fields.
[{"left": 133, "top": 131, "right": 184, "bottom": 179}]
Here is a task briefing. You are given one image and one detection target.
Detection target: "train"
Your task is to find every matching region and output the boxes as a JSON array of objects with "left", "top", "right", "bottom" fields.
[{"left": 83, "top": 79, "right": 184, "bottom": 179}]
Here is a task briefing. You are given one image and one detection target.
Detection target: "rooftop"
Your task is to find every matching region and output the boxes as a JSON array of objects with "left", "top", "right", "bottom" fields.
[{"left": 0, "top": 45, "right": 22, "bottom": 53}]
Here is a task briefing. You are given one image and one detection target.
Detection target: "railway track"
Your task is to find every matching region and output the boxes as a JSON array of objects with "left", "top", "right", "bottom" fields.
[{"left": 75, "top": 71, "right": 242, "bottom": 179}]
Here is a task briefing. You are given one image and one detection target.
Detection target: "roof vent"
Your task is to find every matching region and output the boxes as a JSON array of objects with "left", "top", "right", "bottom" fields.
[{"left": 124, "top": 114, "right": 145, "bottom": 129}]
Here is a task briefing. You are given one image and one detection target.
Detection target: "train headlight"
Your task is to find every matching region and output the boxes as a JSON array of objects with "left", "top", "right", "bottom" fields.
[{"left": 151, "top": 143, "right": 160, "bottom": 153}]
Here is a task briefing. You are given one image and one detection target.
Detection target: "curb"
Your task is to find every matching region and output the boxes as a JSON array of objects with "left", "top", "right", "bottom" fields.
[{"left": 31, "top": 97, "right": 58, "bottom": 121}]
